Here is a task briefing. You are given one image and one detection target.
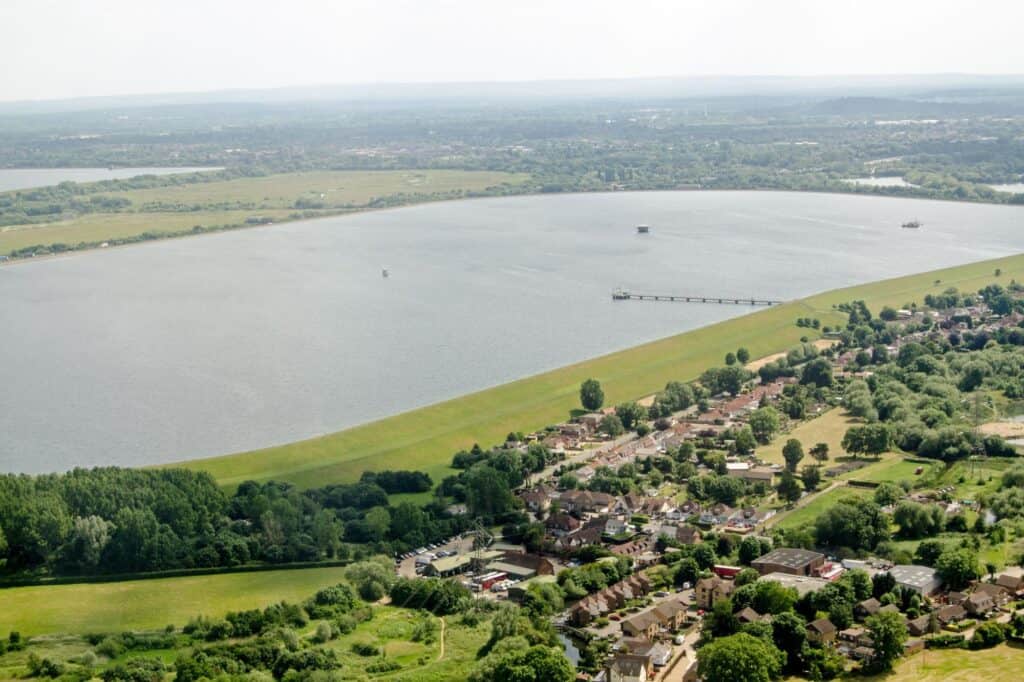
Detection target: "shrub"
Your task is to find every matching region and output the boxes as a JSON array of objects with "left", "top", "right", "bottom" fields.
[
  {"left": 970, "top": 621, "right": 1006, "bottom": 649},
  {"left": 351, "top": 642, "right": 380, "bottom": 657},
  {"left": 366, "top": 659, "right": 401, "bottom": 673}
]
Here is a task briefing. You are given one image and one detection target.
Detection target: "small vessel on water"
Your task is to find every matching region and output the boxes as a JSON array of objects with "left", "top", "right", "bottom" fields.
[
  {"left": 382, "top": 268, "right": 389, "bottom": 278},
  {"left": 901, "top": 220, "right": 922, "bottom": 229},
  {"left": 636, "top": 224, "right": 650, "bottom": 234}
]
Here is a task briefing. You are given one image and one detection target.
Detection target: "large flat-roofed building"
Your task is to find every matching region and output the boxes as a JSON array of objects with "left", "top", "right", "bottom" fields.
[
  {"left": 751, "top": 548, "right": 825, "bottom": 576},
  {"left": 888, "top": 564, "right": 942, "bottom": 595},
  {"left": 759, "top": 572, "right": 831, "bottom": 597}
]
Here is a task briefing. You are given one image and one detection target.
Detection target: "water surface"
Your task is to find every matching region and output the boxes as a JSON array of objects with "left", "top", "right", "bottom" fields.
[
  {"left": 0, "top": 167, "right": 221, "bottom": 193},
  {"left": 2, "top": 191, "right": 1022, "bottom": 473}
]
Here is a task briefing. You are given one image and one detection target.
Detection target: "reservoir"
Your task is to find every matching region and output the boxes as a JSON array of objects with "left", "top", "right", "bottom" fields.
[
  {"left": 2, "top": 191, "right": 1023, "bottom": 473},
  {"left": 0, "top": 167, "right": 222, "bottom": 193}
]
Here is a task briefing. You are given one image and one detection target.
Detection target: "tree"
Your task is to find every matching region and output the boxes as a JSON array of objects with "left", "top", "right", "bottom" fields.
[
  {"left": 344, "top": 557, "right": 396, "bottom": 602},
  {"left": 782, "top": 439, "right": 804, "bottom": 472},
  {"left": 61, "top": 515, "right": 114, "bottom": 570},
  {"left": 801, "top": 464, "right": 822, "bottom": 492},
  {"left": 871, "top": 572, "right": 896, "bottom": 599},
  {"left": 893, "top": 501, "right": 944, "bottom": 539},
  {"left": 935, "top": 546, "right": 981, "bottom": 590},
  {"left": 815, "top": 499, "right": 889, "bottom": 551},
  {"left": 776, "top": 470, "right": 802, "bottom": 505},
  {"left": 579, "top": 379, "right": 604, "bottom": 411},
  {"left": 809, "top": 442, "right": 829, "bottom": 462},
  {"left": 842, "top": 424, "right": 892, "bottom": 458},
  {"left": 865, "top": 611, "right": 907, "bottom": 672},
  {"left": 914, "top": 539, "right": 945, "bottom": 567},
  {"left": 873, "top": 482, "right": 903, "bottom": 507},
  {"left": 738, "top": 536, "right": 769, "bottom": 565},
  {"left": 734, "top": 427, "right": 757, "bottom": 455},
  {"left": 599, "top": 414, "right": 625, "bottom": 437},
  {"left": 464, "top": 465, "right": 515, "bottom": 517},
  {"left": 488, "top": 645, "right": 574, "bottom": 682},
  {"left": 697, "top": 633, "right": 783, "bottom": 682},
  {"left": 674, "top": 557, "right": 701, "bottom": 588},
  {"left": 770, "top": 611, "right": 807, "bottom": 674},
  {"left": 737, "top": 347, "right": 751, "bottom": 364},
  {"left": 748, "top": 407, "right": 781, "bottom": 445},
  {"left": 841, "top": 568, "right": 873, "bottom": 601},
  {"left": 725, "top": 352, "right": 737, "bottom": 366},
  {"left": 615, "top": 401, "right": 647, "bottom": 430},
  {"left": 800, "top": 358, "right": 833, "bottom": 388}
]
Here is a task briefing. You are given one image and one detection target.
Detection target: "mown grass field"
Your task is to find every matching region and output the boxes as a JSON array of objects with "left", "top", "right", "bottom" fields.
[
  {"left": 175, "top": 253, "right": 1024, "bottom": 490},
  {"left": 0, "top": 567, "right": 349, "bottom": 636},
  {"left": 773, "top": 485, "right": 873, "bottom": 531},
  {"left": 0, "top": 169, "right": 528, "bottom": 254},
  {"left": 856, "top": 642, "right": 1024, "bottom": 682},
  {"left": 758, "top": 408, "right": 861, "bottom": 467}
]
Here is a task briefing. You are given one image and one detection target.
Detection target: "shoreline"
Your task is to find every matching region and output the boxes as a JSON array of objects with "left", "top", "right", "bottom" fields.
[
  {"left": 166, "top": 251, "right": 1024, "bottom": 489},
  {"left": 4, "top": 182, "right": 1022, "bottom": 268}
]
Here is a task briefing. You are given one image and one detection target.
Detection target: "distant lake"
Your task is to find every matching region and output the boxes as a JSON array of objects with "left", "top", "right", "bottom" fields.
[
  {"left": 0, "top": 167, "right": 221, "bottom": 192},
  {"left": 843, "top": 177, "right": 917, "bottom": 188},
  {"left": 2, "top": 191, "right": 1023, "bottom": 474},
  {"left": 990, "top": 184, "right": 1024, "bottom": 194}
]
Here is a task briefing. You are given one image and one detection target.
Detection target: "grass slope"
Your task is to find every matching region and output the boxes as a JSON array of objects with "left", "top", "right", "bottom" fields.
[
  {"left": 174, "top": 253, "right": 1024, "bottom": 490},
  {"left": 856, "top": 643, "right": 1024, "bottom": 682},
  {"left": 0, "top": 567, "right": 348, "bottom": 636}
]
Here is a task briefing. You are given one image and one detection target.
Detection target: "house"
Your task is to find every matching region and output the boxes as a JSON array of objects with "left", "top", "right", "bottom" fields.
[
  {"left": 907, "top": 614, "right": 936, "bottom": 636},
  {"left": 965, "top": 591, "right": 995, "bottom": 617},
  {"left": 675, "top": 525, "right": 703, "bottom": 545},
  {"left": 751, "top": 548, "right": 826, "bottom": 576},
  {"left": 519, "top": 486, "right": 554, "bottom": 513},
  {"left": 698, "top": 503, "right": 734, "bottom": 526},
  {"left": 604, "top": 517, "right": 629, "bottom": 537},
  {"left": 607, "top": 654, "right": 651, "bottom": 682},
  {"left": 736, "top": 607, "right": 764, "bottom": 625},
  {"left": 838, "top": 626, "right": 872, "bottom": 647},
  {"left": 641, "top": 498, "right": 673, "bottom": 518},
  {"left": 855, "top": 598, "right": 881, "bottom": 620},
  {"left": 695, "top": 575, "right": 735, "bottom": 609},
  {"left": 887, "top": 564, "right": 942, "bottom": 596},
  {"left": 555, "top": 526, "right": 605, "bottom": 551},
  {"left": 613, "top": 494, "right": 645, "bottom": 515},
  {"left": 807, "top": 618, "right": 837, "bottom": 644},
  {"left": 973, "top": 582, "right": 1011, "bottom": 608},
  {"left": 996, "top": 573, "right": 1024, "bottom": 596},
  {"left": 652, "top": 600, "right": 688, "bottom": 629},
  {"left": 545, "top": 513, "right": 580, "bottom": 536},
  {"left": 622, "top": 639, "right": 671, "bottom": 667},
  {"left": 621, "top": 610, "right": 664, "bottom": 639},
  {"left": 936, "top": 604, "right": 967, "bottom": 625}
]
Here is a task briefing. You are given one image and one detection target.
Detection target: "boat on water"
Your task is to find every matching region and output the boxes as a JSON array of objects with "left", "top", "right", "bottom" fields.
[
  {"left": 902, "top": 220, "right": 922, "bottom": 229},
  {"left": 636, "top": 224, "right": 650, "bottom": 234}
]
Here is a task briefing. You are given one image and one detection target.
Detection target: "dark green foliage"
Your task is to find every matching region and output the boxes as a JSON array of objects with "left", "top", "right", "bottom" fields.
[
  {"left": 388, "top": 577, "right": 471, "bottom": 615},
  {"left": 580, "top": 378, "right": 604, "bottom": 411}
]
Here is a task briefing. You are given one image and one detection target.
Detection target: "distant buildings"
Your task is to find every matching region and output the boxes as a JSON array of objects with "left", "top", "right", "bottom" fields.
[{"left": 751, "top": 548, "right": 825, "bottom": 576}]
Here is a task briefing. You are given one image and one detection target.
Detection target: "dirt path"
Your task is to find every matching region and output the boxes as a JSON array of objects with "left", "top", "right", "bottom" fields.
[{"left": 437, "top": 616, "right": 446, "bottom": 660}]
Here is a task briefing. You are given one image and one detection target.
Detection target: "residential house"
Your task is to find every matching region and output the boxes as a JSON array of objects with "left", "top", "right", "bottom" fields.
[
  {"left": 965, "top": 591, "right": 995, "bottom": 617},
  {"left": 652, "top": 600, "right": 688, "bottom": 630},
  {"left": 698, "top": 503, "right": 734, "bottom": 526},
  {"left": 695, "top": 575, "right": 735, "bottom": 609},
  {"left": 519, "top": 486, "right": 554, "bottom": 513},
  {"left": 907, "top": 614, "right": 937, "bottom": 637},
  {"left": 675, "top": 525, "right": 703, "bottom": 546},
  {"left": 545, "top": 513, "right": 580, "bottom": 537},
  {"left": 996, "top": 574, "right": 1024, "bottom": 597},
  {"left": 736, "top": 607, "right": 764, "bottom": 625},
  {"left": 973, "top": 582, "right": 1011, "bottom": 609},
  {"left": 604, "top": 517, "right": 629, "bottom": 537},
  {"left": 936, "top": 604, "right": 967, "bottom": 625},
  {"left": 607, "top": 654, "right": 651, "bottom": 682},
  {"left": 621, "top": 610, "right": 663, "bottom": 639},
  {"left": 807, "top": 618, "right": 837, "bottom": 645},
  {"left": 855, "top": 598, "right": 881, "bottom": 620}
]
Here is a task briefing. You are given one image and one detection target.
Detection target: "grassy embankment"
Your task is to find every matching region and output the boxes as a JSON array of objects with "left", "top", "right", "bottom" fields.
[
  {"left": 175, "top": 252, "right": 1024, "bottom": 490},
  {"left": 0, "top": 169, "right": 528, "bottom": 254},
  {"left": 0, "top": 566, "right": 348, "bottom": 636}
]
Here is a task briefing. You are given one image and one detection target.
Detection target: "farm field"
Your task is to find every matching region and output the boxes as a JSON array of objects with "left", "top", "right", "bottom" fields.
[
  {"left": 0, "top": 169, "right": 528, "bottom": 255},
  {"left": 176, "top": 252, "right": 1024, "bottom": 489},
  {"left": 0, "top": 566, "right": 349, "bottom": 636}
]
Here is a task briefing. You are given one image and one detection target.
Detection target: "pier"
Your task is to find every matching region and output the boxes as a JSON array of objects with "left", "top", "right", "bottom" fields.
[{"left": 612, "top": 289, "right": 782, "bottom": 306}]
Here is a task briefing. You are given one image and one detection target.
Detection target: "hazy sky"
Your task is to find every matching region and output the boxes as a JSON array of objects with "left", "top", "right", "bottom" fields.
[{"left": 2, "top": 0, "right": 1021, "bottom": 102}]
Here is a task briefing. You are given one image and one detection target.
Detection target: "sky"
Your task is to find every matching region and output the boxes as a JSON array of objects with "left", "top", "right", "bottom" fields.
[{"left": 1, "top": 0, "right": 1022, "bottom": 102}]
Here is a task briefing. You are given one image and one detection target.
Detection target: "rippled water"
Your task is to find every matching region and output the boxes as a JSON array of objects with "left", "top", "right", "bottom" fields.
[{"left": 2, "top": 191, "right": 1022, "bottom": 473}]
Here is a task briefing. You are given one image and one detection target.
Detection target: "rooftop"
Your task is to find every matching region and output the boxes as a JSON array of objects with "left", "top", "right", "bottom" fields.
[
  {"left": 759, "top": 572, "right": 831, "bottom": 597},
  {"left": 752, "top": 547, "right": 824, "bottom": 569},
  {"left": 888, "top": 564, "right": 940, "bottom": 590}
]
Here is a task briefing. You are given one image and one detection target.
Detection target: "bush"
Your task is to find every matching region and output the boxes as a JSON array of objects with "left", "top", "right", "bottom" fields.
[
  {"left": 366, "top": 659, "right": 402, "bottom": 673},
  {"left": 970, "top": 621, "right": 1006, "bottom": 649},
  {"left": 925, "top": 633, "right": 966, "bottom": 649},
  {"left": 95, "top": 636, "right": 126, "bottom": 658},
  {"left": 351, "top": 642, "right": 380, "bottom": 657}
]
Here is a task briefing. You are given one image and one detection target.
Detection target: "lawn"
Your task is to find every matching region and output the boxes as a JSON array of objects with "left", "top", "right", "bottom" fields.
[
  {"left": 758, "top": 408, "right": 861, "bottom": 467},
  {"left": 855, "top": 642, "right": 1024, "bottom": 682},
  {"left": 171, "top": 252, "right": 1024, "bottom": 489},
  {"left": 772, "top": 485, "right": 873, "bottom": 531},
  {"left": 0, "top": 566, "right": 349, "bottom": 636},
  {"left": 849, "top": 456, "right": 938, "bottom": 484},
  {"left": 0, "top": 169, "right": 528, "bottom": 254}
]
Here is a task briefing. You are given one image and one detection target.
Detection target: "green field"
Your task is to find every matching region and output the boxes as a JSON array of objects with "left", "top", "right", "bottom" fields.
[
  {"left": 759, "top": 408, "right": 862, "bottom": 467},
  {"left": 772, "top": 485, "right": 873, "bottom": 531},
  {"left": 0, "top": 169, "right": 528, "bottom": 254},
  {"left": 0, "top": 567, "right": 349, "bottom": 636},
  {"left": 857, "top": 642, "right": 1024, "bottom": 682},
  {"left": 172, "top": 252, "right": 1024, "bottom": 490}
]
